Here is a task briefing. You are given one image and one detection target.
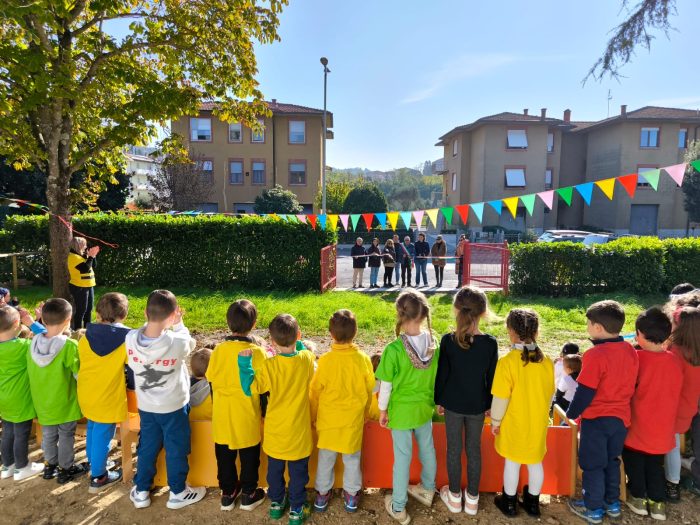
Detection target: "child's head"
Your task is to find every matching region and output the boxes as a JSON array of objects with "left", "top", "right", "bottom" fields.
[
  {"left": 506, "top": 308, "right": 543, "bottom": 366},
  {"left": 670, "top": 282, "right": 695, "bottom": 297},
  {"left": 452, "top": 286, "right": 487, "bottom": 350},
  {"left": 268, "top": 314, "right": 299, "bottom": 351},
  {"left": 0, "top": 305, "right": 20, "bottom": 337},
  {"left": 635, "top": 306, "right": 672, "bottom": 349},
  {"left": 563, "top": 354, "right": 582, "bottom": 375},
  {"left": 586, "top": 300, "right": 625, "bottom": 338},
  {"left": 370, "top": 352, "right": 382, "bottom": 372},
  {"left": 96, "top": 292, "right": 129, "bottom": 324},
  {"left": 0, "top": 287, "right": 10, "bottom": 307},
  {"left": 145, "top": 289, "right": 178, "bottom": 324},
  {"left": 226, "top": 299, "right": 257, "bottom": 335},
  {"left": 561, "top": 342, "right": 580, "bottom": 357},
  {"left": 41, "top": 298, "right": 73, "bottom": 329},
  {"left": 190, "top": 348, "right": 212, "bottom": 378},
  {"left": 70, "top": 236, "right": 87, "bottom": 255},
  {"left": 394, "top": 289, "right": 431, "bottom": 336},
  {"left": 329, "top": 309, "right": 357, "bottom": 344},
  {"left": 669, "top": 306, "right": 700, "bottom": 366},
  {"left": 666, "top": 290, "right": 700, "bottom": 328}
]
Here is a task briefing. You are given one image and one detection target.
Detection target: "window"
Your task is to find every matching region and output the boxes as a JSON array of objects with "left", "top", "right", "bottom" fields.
[
  {"left": 228, "top": 123, "right": 242, "bottom": 142},
  {"left": 289, "top": 121, "right": 305, "bottom": 144},
  {"left": 679, "top": 128, "right": 688, "bottom": 149},
  {"left": 505, "top": 168, "right": 526, "bottom": 187},
  {"left": 252, "top": 160, "right": 265, "bottom": 184},
  {"left": 507, "top": 129, "right": 528, "bottom": 149},
  {"left": 640, "top": 127, "right": 659, "bottom": 148},
  {"left": 637, "top": 166, "right": 657, "bottom": 188},
  {"left": 198, "top": 160, "right": 213, "bottom": 183},
  {"left": 452, "top": 139, "right": 458, "bottom": 156},
  {"left": 252, "top": 119, "right": 265, "bottom": 143},
  {"left": 547, "top": 132, "right": 554, "bottom": 153},
  {"left": 229, "top": 160, "right": 243, "bottom": 184},
  {"left": 289, "top": 162, "right": 306, "bottom": 185},
  {"left": 190, "top": 118, "right": 211, "bottom": 141},
  {"left": 451, "top": 173, "right": 457, "bottom": 191},
  {"left": 545, "top": 169, "right": 553, "bottom": 190}
]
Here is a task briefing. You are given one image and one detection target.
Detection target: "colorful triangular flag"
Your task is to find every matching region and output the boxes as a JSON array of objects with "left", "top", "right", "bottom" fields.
[
  {"left": 307, "top": 214, "right": 317, "bottom": 229},
  {"left": 617, "top": 174, "right": 638, "bottom": 198},
  {"left": 537, "top": 190, "right": 555, "bottom": 210},
  {"left": 440, "top": 207, "right": 454, "bottom": 225},
  {"left": 387, "top": 212, "right": 399, "bottom": 230},
  {"left": 639, "top": 169, "right": 660, "bottom": 190},
  {"left": 375, "top": 212, "right": 387, "bottom": 229},
  {"left": 455, "top": 204, "right": 469, "bottom": 224},
  {"left": 425, "top": 209, "right": 439, "bottom": 228},
  {"left": 575, "top": 182, "right": 594, "bottom": 205},
  {"left": 691, "top": 159, "right": 700, "bottom": 172},
  {"left": 278, "top": 214, "right": 288, "bottom": 221},
  {"left": 413, "top": 210, "right": 425, "bottom": 228},
  {"left": 488, "top": 200, "right": 503, "bottom": 215},
  {"left": 520, "top": 194, "right": 536, "bottom": 216},
  {"left": 502, "top": 197, "right": 518, "bottom": 218},
  {"left": 350, "top": 214, "right": 361, "bottom": 231},
  {"left": 362, "top": 213, "right": 374, "bottom": 231},
  {"left": 595, "top": 178, "right": 615, "bottom": 200},
  {"left": 470, "top": 202, "right": 484, "bottom": 223},
  {"left": 296, "top": 214, "right": 307, "bottom": 224},
  {"left": 328, "top": 214, "right": 339, "bottom": 230},
  {"left": 400, "top": 211, "right": 412, "bottom": 229},
  {"left": 317, "top": 214, "right": 327, "bottom": 230},
  {"left": 663, "top": 163, "right": 687, "bottom": 186},
  {"left": 339, "top": 214, "right": 349, "bottom": 231},
  {"left": 556, "top": 186, "right": 573, "bottom": 206}
]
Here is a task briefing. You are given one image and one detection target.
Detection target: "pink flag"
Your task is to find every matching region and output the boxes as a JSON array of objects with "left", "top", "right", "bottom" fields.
[
  {"left": 663, "top": 163, "right": 687, "bottom": 186},
  {"left": 339, "top": 214, "right": 350, "bottom": 231},
  {"left": 537, "top": 190, "right": 555, "bottom": 210},
  {"left": 413, "top": 210, "right": 425, "bottom": 228},
  {"left": 296, "top": 214, "right": 307, "bottom": 224}
]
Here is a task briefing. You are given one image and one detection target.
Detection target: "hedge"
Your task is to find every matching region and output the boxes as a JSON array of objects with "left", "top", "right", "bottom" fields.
[
  {"left": 0, "top": 214, "right": 336, "bottom": 291},
  {"left": 510, "top": 237, "right": 700, "bottom": 296}
]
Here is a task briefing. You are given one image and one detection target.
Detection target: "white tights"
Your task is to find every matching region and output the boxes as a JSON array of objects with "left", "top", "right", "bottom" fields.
[{"left": 503, "top": 459, "right": 544, "bottom": 496}]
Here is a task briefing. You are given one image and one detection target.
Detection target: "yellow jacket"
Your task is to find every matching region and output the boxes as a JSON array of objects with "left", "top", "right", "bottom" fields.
[
  {"left": 310, "top": 343, "right": 375, "bottom": 454},
  {"left": 67, "top": 252, "right": 95, "bottom": 287}
]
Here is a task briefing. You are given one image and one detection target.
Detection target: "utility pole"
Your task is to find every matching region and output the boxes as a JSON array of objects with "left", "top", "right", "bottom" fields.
[{"left": 320, "top": 57, "right": 330, "bottom": 214}]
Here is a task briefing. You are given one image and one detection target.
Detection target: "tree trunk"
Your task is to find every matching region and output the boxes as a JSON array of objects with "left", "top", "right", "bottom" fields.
[{"left": 46, "top": 159, "right": 72, "bottom": 300}]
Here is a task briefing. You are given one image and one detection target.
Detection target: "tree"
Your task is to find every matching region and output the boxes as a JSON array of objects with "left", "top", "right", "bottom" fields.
[
  {"left": 95, "top": 172, "right": 131, "bottom": 212},
  {"left": 0, "top": 0, "right": 286, "bottom": 297},
  {"left": 682, "top": 140, "right": 700, "bottom": 224},
  {"left": 342, "top": 183, "right": 388, "bottom": 214},
  {"left": 422, "top": 160, "right": 433, "bottom": 176},
  {"left": 254, "top": 185, "right": 303, "bottom": 214},
  {"left": 148, "top": 154, "right": 214, "bottom": 212},
  {"left": 313, "top": 178, "right": 355, "bottom": 213}
]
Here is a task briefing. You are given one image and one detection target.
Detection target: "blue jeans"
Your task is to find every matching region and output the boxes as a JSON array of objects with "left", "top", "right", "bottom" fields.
[
  {"left": 415, "top": 259, "right": 428, "bottom": 285},
  {"left": 267, "top": 455, "right": 309, "bottom": 511},
  {"left": 394, "top": 264, "right": 401, "bottom": 283},
  {"left": 369, "top": 266, "right": 380, "bottom": 286},
  {"left": 86, "top": 420, "right": 116, "bottom": 478},
  {"left": 664, "top": 433, "right": 681, "bottom": 483},
  {"left": 390, "top": 421, "right": 437, "bottom": 512},
  {"left": 579, "top": 417, "right": 627, "bottom": 511},
  {"left": 135, "top": 406, "right": 191, "bottom": 494}
]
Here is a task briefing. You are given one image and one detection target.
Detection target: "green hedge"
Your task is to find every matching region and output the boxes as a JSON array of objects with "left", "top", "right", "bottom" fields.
[
  {"left": 510, "top": 237, "right": 699, "bottom": 296},
  {"left": 0, "top": 214, "right": 336, "bottom": 291}
]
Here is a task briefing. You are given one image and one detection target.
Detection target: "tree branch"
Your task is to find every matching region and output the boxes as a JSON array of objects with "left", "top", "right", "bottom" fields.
[
  {"left": 68, "top": 135, "right": 114, "bottom": 174},
  {"left": 24, "top": 15, "right": 53, "bottom": 55},
  {"left": 73, "top": 11, "right": 154, "bottom": 37}
]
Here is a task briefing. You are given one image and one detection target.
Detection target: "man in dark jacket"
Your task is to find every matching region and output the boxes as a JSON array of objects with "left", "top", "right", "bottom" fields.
[
  {"left": 398, "top": 236, "right": 415, "bottom": 287},
  {"left": 414, "top": 233, "right": 430, "bottom": 287},
  {"left": 351, "top": 237, "right": 367, "bottom": 288}
]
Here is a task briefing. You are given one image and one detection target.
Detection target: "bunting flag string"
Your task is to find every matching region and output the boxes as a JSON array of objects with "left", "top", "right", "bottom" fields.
[
  {"left": 664, "top": 163, "right": 686, "bottom": 186},
  {"left": 520, "top": 194, "right": 536, "bottom": 216},
  {"left": 503, "top": 197, "right": 518, "bottom": 219},
  {"left": 488, "top": 200, "right": 502, "bottom": 215},
  {"left": 375, "top": 212, "right": 387, "bottom": 230},
  {"left": 469, "top": 203, "right": 483, "bottom": 223},
  {"left": 575, "top": 182, "right": 594, "bottom": 206},
  {"left": 400, "top": 211, "right": 412, "bottom": 229},
  {"left": 556, "top": 186, "right": 574, "bottom": 206},
  {"left": 640, "top": 169, "right": 660, "bottom": 190},
  {"left": 455, "top": 204, "right": 469, "bottom": 224},
  {"left": 537, "top": 190, "right": 555, "bottom": 210},
  {"left": 362, "top": 213, "right": 374, "bottom": 231},
  {"left": 307, "top": 214, "right": 317, "bottom": 230},
  {"left": 339, "top": 214, "right": 349, "bottom": 231},
  {"left": 412, "top": 210, "right": 425, "bottom": 229},
  {"left": 317, "top": 214, "right": 327, "bottom": 230},
  {"left": 440, "top": 207, "right": 454, "bottom": 225},
  {"left": 328, "top": 214, "right": 339, "bottom": 231},
  {"left": 595, "top": 178, "right": 616, "bottom": 200},
  {"left": 425, "top": 208, "right": 439, "bottom": 228},
  {"left": 387, "top": 212, "right": 399, "bottom": 230},
  {"left": 350, "top": 214, "right": 361, "bottom": 231},
  {"left": 617, "top": 174, "right": 638, "bottom": 198}
]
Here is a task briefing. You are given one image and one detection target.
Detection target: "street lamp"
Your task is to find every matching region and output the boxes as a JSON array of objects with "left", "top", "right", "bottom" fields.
[{"left": 320, "top": 57, "right": 330, "bottom": 214}]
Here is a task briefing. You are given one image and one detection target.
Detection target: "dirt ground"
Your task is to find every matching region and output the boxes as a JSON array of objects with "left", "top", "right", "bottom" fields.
[{"left": 2, "top": 333, "right": 698, "bottom": 525}]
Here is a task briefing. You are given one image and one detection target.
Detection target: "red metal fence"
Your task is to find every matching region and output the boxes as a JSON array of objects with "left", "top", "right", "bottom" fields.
[
  {"left": 320, "top": 244, "right": 337, "bottom": 292},
  {"left": 461, "top": 241, "right": 510, "bottom": 293}
]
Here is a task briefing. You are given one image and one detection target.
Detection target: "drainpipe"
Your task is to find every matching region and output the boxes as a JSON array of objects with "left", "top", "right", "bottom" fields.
[{"left": 272, "top": 115, "right": 277, "bottom": 187}]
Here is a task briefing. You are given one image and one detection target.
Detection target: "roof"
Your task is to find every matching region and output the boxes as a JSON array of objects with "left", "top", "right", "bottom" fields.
[
  {"left": 575, "top": 105, "right": 700, "bottom": 133},
  {"left": 199, "top": 100, "right": 331, "bottom": 118},
  {"left": 436, "top": 111, "right": 568, "bottom": 145}
]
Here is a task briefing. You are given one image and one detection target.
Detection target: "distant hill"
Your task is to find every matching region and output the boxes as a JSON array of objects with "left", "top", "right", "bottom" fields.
[{"left": 333, "top": 166, "right": 423, "bottom": 180}]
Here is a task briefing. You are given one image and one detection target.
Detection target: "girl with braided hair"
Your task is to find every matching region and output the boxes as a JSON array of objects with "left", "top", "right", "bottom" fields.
[{"left": 490, "top": 308, "right": 554, "bottom": 518}]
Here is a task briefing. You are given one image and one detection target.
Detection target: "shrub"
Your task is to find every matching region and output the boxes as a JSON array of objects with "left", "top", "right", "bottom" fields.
[
  {"left": 592, "top": 237, "right": 665, "bottom": 295},
  {"left": 663, "top": 238, "right": 700, "bottom": 291}
]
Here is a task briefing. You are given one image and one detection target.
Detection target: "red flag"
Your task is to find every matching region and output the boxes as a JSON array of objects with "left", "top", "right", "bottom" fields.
[
  {"left": 307, "top": 214, "right": 317, "bottom": 229},
  {"left": 455, "top": 204, "right": 469, "bottom": 224},
  {"left": 362, "top": 213, "right": 374, "bottom": 231},
  {"left": 617, "top": 174, "right": 638, "bottom": 199}
]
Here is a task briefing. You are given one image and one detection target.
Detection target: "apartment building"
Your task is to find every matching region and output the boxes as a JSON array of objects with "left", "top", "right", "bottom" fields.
[
  {"left": 170, "top": 100, "right": 333, "bottom": 213},
  {"left": 437, "top": 105, "right": 700, "bottom": 236},
  {"left": 125, "top": 145, "right": 159, "bottom": 203}
]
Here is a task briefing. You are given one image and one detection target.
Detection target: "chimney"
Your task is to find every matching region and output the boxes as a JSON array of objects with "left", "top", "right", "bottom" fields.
[
  {"left": 523, "top": 108, "right": 529, "bottom": 116},
  {"left": 540, "top": 108, "right": 547, "bottom": 120},
  {"left": 271, "top": 98, "right": 277, "bottom": 106},
  {"left": 563, "top": 109, "right": 571, "bottom": 123},
  {"left": 620, "top": 104, "right": 627, "bottom": 117}
]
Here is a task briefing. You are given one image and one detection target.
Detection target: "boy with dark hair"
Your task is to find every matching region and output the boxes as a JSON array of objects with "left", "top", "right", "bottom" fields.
[
  {"left": 239, "top": 314, "right": 315, "bottom": 524},
  {"left": 567, "top": 300, "right": 639, "bottom": 524},
  {"left": 27, "top": 298, "right": 88, "bottom": 484},
  {"left": 669, "top": 282, "right": 695, "bottom": 297},
  {"left": 189, "top": 348, "right": 212, "bottom": 421},
  {"left": 622, "top": 307, "right": 682, "bottom": 520},
  {"left": 126, "top": 290, "right": 205, "bottom": 510}
]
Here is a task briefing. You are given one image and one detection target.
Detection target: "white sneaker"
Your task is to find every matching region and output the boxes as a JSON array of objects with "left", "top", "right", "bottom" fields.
[
  {"left": 1, "top": 464, "right": 15, "bottom": 479},
  {"left": 167, "top": 485, "right": 206, "bottom": 509},
  {"left": 407, "top": 483, "right": 434, "bottom": 507},
  {"left": 13, "top": 463, "right": 43, "bottom": 481},
  {"left": 130, "top": 486, "right": 151, "bottom": 509},
  {"left": 464, "top": 490, "right": 479, "bottom": 516},
  {"left": 681, "top": 457, "right": 695, "bottom": 471},
  {"left": 439, "top": 486, "right": 462, "bottom": 513},
  {"left": 385, "top": 494, "right": 411, "bottom": 525}
]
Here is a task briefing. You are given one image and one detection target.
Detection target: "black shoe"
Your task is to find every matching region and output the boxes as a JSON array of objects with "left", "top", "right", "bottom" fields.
[
  {"left": 666, "top": 480, "right": 681, "bottom": 502},
  {"left": 240, "top": 487, "right": 266, "bottom": 511},
  {"left": 221, "top": 485, "right": 242, "bottom": 511},
  {"left": 519, "top": 485, "right": 540, "bottom": 517},
  {"left": 57, "top": 462, "right": 89, "bottom": 484},
  {"left": 495, "top": 489, "right": 518, "bottom": 517},
  {"left": 89, "top": 469, "right": 122, "bottom": 493},
  {"left": 42, "top": 463, "right": 58, "bottom": 480}
]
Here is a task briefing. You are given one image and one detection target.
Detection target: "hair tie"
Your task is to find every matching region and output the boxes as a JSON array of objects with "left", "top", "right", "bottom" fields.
[{"left": 513, "top": 342, "right": 537, "bottom": 351}]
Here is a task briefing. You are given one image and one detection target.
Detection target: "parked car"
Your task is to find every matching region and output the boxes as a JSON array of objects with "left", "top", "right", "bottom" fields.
[
  {"left": 582, "top": 233, "right": 616, "bottom": 246},
  {"left": 537, "top": 230, "right": 592, "bottom": 243}
]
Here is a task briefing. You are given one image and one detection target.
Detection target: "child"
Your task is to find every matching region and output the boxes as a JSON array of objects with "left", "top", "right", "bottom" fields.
[
  {"left": 77, "top": 292, "right": 131, "bottom": 493},
  {"left": 189, "top": 348, "right": 212, "bottom": 421},
  {"left": 126, "top": 290, "right": 205, "bottom": 510},
  {"left": 553, "top": 342, "right": 579, "bottom": 391},
  {"left": 0, "top": 306, "right": 43, "bottom": 481},
  {"left": 622, "top": 307, "right": 682, "bottom": 521},
  {"left": 238, "top": 314, "right": 315, "bottom": 523},
  {"left": 207, "top": 299, "right": 267, "bottom": 512},
  {"left": 554, "top": 354, "right": 581, "bottom": 412},
  {"left": 26, "top": 298, "right": 87, "bottom": 484},
  {"left": 567, "top": 300, "right": 639, "bottom": 524},
  {"left": 375, "top": 290, "right": 438, "bottom": 525},
  {"left": 310, "top": 309, "right": 375, "bottom": 513},
  {"left": 669, "top": 282, "right": 695, "bottom": 298},
  {"left": 490, "top": 308, "right": 554, "bottom": 518},
  {"left": 434, "top": 287, "right": 498, "bottom": 516}
]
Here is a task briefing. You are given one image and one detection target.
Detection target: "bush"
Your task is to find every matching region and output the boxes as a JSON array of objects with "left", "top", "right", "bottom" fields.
[
  {"left": 0, "top": 214, "right": 336, "bottom": 291},
  {"left": 663, "top": 238, "right": 700, "bottom": 290},
  {"left": 593, "top": 237, "right": 665, "bottom": 295}
]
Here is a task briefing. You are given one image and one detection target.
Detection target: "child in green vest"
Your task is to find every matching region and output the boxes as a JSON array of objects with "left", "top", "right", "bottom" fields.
[
  {"left": 27, "top": 298, "right": 87, "bottom": 484},
  {"left": 375, "top": 290, "right": 439, "bottom": 525}
]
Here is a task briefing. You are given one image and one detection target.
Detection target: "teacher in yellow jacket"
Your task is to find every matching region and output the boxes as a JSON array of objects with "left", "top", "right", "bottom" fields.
[{"left": 67, "top": 236, "right": 99, "bottom": 330}]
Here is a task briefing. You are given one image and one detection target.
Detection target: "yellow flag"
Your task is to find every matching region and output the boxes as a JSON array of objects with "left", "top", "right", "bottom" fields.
[
  {"left": 503, "top": 197, "right": 519, "bottom": 218},
  {"left": 387, "top": 212, "right": 400, "bottom": 230},
  {"left": 328, "top": 214, "right": 339, "bottom": 230},
  {"left": 425, "top": 209, "right": 439, "bottom": 228},
  {"left": 595, "top": 178, "right": 615, "bottom": 200}
]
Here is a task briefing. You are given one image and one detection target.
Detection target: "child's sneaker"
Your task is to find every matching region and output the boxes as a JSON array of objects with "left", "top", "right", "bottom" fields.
[
  {"left": 681, "top": 475, "right": 700, "bottom": 496},
  {"left": 384, "top": 494, "right": 411, "bottom": 525},
  {"left": 42, "top": 463, "right": 57, "bottom": 480},
  {"left": 342, "top": 490, "right": 359, "bottom": 513},
  {"left": 407, "top": 483, "right": 434, "bottom": 507},
  {"left": 288, "top": 502, "right": 311, "bottom": 524},
  {"left": 625, "top": 495, "right": 648, "bottom": 516},
  {"left": 648, "top": 500, "right": 667, "bottom": 521},
  {"left": 666, "top": 480, "right": 681, "bottom": 502},
  {"left": 313, "top": 490, "right": 331, "bottom": 512},
  {"left": 439, "top": 486, "right": 462, "bottom": 513},
  {"left": 680, "top": 456, "right": 695, "bottom": 471},
  {"left": 130, "top": 486, "right": 151, "bottom": 509},
  {"left": 464, "top": 491, "right": 479, "bottom": 516},
  {"left": 57, "top": 462, "right": 89, "bottom": 484},
  {"left": 605, "top": 499, "right": 621, "bottom": 518},
  {"left": 269, "top": 494, "right": 289, "bottom": 520},
  {"left": 220, "top": 485, "right": 241, "bottom": 511},
  {"left": 88, "top": 470, "right": 122, "bottom": 493},
  {"left": 1, "top": 464, "right": 15, "bottom": 479},
  {"left": 166, "top": 485, "right": 206, "bottom": 509},
  {"left": 240, "top": 487, "right": 266, "bottom": 511},
  {"left": 568, "top": 499, "right": 604, "bottom": 524},
  {"left": 13, "top": 463, "right": 44, "bottom": 481}
]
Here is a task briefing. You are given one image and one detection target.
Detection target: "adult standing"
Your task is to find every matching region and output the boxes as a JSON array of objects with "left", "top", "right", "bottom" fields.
[
  {"left": 414, "top": 233, "right": 430, "bottom": 287},
  {"left": 398, "top": 236, "right": 415, "bottom": 288},
  {"left": 367, "top": 238, "right": 382, "bottom": 289},
  {"left": 392, "top": 234, "right": 401, "bottom": 285},
  {"left": 67, "top": 236, "right": 99, "bottom": 330},
  {"left": 382, "top": 239, "right": 396, "bottom": 288},
  {"left": 431, "top": 235, "right": 447, "bottom": 287},
  {"left": 351, "top": 237, "right": 367, "bottom": 289},
  {"left": 455, "top": 234, "right": 466, "bottom": 289}
]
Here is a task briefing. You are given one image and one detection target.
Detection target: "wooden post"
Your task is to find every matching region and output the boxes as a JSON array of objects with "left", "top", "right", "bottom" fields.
[{"left": 12, "top": 254, "right": 18, "bottom": 290}]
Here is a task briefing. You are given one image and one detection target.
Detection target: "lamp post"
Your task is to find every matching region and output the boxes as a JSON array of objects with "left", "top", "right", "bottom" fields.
[{"left": 320, "top": 57, "right": 330, "bottom": 214}]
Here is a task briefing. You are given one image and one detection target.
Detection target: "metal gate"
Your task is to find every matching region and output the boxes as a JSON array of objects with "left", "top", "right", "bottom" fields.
[
  {"left": 461, "top": 241, "right": 510, "bottom": 293},
  {"left": 320, "top": 244, "right": 337, "bottom": 292}
]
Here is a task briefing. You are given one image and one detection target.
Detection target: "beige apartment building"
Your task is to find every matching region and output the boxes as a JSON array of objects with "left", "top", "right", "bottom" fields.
[
  {"left": 170, "top": 100, "right": 333, "bottom": 213},
  {"left": 437, "top": 105, "right": 700, "bottom": 236}
]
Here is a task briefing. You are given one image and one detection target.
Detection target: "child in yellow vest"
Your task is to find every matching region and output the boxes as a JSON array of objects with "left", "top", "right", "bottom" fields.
[
  {"left": 310, "top": 310, "right": 375, "bottom": 513},
  {"left": 206, "top": 300, "right": 266, "bottom": 512},
  {"left": 189, "top": 348, "right": 212, "bottom": 421},
  {"left": 77, "top": 292, "right": 131, "bottom": 493}
]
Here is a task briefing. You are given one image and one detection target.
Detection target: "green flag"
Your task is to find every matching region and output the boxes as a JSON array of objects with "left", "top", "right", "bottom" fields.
[
  {"left": 520, "top": 194, "right": 536, "bottom": 216},
  {"left": 639, "top": 169, "right": 660, "bottom": 190},
  {"left": 556, "top": 186, "right": 573, "bottom": 206},
  {"left": 350, "top": 214, "right": 361, "bottom": 231},
  {"left": 440, "top": 207, "right": 454, "bottom": 225},
  {"left": 691, "top": 159, "right": 700, "bottom": 172}
]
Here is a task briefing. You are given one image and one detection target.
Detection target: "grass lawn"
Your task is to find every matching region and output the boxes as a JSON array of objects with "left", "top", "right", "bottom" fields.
[{"left": 14, "top": 286, "right": 667, "bottom": 356}]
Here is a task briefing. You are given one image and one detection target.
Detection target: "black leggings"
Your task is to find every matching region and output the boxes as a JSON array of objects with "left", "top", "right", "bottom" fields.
[
  {"left": 69, "top": 284, "right": 94, "bottom": 330},
  {"left": 401, "top": 263, "right": 412, "bottom": 285},
  {"left": 383, "top": 266, "right": 394, "bottom": 285},
  {"left": 433, "top": 266, "right": 444, "bottom": 285},
  {"left": 215, "top": 443, "right": 261, "bottom": 494}
]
